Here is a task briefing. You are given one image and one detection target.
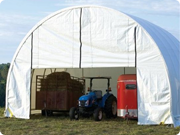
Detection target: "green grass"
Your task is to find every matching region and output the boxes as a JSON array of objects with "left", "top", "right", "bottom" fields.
[{"left": 0, "top": 108, "right": 179, "bottom": 135}]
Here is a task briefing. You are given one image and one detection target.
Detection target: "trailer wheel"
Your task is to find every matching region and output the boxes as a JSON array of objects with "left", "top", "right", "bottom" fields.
[
  {"left": 93, "top": 107, "right": 103, "bottom": 121},
  {"left": 41, "top": 110, "right": 45, "bottom": 116},
  {"left": 69, "top": 107, "right": 79, "bottom": 120},
  {"left": 105, "top": 95, "right": 117, "bottom": 118}
]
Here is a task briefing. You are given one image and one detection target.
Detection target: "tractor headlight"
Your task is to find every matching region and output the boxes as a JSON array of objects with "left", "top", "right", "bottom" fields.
[
  {"left": 78, "top": 100, "right": 81, "bottom": 106},
  {"left": 85, "top": 100, "right": 89, "bottom": 106}
]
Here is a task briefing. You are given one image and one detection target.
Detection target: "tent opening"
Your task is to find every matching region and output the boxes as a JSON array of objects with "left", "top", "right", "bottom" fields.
[{"left": 30, "top": 67, "right": 136, "bottom": 115}]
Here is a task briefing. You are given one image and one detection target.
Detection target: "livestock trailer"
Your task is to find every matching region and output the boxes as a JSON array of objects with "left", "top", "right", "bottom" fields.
[
  {"left": 35, "top": 72, "right": 85, "bottom": 115},
  {"left": 117, "top": 74, "right": 137, "bottom": 119}
]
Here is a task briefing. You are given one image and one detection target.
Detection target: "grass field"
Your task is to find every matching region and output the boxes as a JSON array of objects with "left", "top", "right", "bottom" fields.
[{"left": 0, "top": 108, "right": 179, "bottom": 135}]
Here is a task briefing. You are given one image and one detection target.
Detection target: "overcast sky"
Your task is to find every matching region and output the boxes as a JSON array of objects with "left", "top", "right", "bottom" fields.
[{"left": 0, "top": 0, "right": 179, "bottom": 63}]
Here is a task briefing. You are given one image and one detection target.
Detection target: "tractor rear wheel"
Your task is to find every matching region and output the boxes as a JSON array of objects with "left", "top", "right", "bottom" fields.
[
  {"left": 105, "top": 95, "right": 117, "bottom": 118},
  {"left": 69, "top": 107, "right": 79, "bottom": 120},
  {"left": 93, "top": 107, "right": 103, "bottom": 121}
]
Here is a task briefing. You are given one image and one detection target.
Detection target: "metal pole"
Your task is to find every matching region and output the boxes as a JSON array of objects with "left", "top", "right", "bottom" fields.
[{"left": 29, "top": 33, "right": 33, "bottom": 118}]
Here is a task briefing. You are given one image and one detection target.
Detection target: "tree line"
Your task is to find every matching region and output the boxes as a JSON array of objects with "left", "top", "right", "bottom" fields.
[{"left": 0, "top": 63, "right": 10, "bottom": 107}]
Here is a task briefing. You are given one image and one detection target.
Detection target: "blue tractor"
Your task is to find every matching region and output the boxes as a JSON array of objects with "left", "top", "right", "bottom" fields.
[{"left": 69, "top": 77, "right": 117, "bottom": 121}]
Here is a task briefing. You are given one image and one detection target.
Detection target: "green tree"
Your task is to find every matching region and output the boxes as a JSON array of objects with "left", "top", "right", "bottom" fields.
[
  {"left": 0, "top": 63, "right": 10, "bottom": 107},
  {"left": 0, "top": 82, "right": 5, "bottom": 107},
  {"left": 0, "top": 63, "right": 10, "bottom": 80}
]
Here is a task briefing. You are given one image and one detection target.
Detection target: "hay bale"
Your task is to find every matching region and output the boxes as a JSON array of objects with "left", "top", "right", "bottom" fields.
[
  {"left": 40, "top": 78, "right": 48, "bottom": 91},
  {"left": 44, "top": 72, "right": 71, "bottom": 91},
  {"left": 70, "top": 79, "right": 84, "bottom": 92},
  {"left": 39, "top": 72, "right": 84, "bottom": 92}
]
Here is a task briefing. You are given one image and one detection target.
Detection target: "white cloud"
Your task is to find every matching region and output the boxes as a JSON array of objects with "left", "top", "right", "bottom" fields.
[
  {"left": 0, "top": 13, "right": 39, "bottom": 25},
  {"left": 17, "top": 32, "right": 27, "bottom": 35},
  {"left": 0, "top": 12, "right": 41, "bottom": 46},
  {"left": 40, "top": 11, "right": 53, "bottom": 16},
  {"left": 0, "top": 31, "right": 13, "bottom": 37},
  {"left": 177, "top": 0, "right": 180, "bottom": 3},
  {"left": 0, "top": 22, "right": 6, "bottom": 27},
  {"left": 55, "top": 0, "right": 111, "bottom": 7},
  {"left": 112, "top": 0, "right": 179, "bottom": 16},
  {"left": 151, "top": 0, "right": 179, "bottom": 12},
  {"left": 55, "top": 0, "right": 179, "bottom": 16},
  {"left": 0, "top": 0, "right": 3, "bottom": 4}
]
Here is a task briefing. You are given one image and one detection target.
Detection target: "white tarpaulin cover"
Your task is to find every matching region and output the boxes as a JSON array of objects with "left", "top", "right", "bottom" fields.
[{"left": 5, "top": 5, "right": 180, "bottom": 126}]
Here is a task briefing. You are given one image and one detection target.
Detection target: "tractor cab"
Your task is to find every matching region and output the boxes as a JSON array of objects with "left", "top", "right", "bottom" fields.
[
  {"left": 86, "top": 76, "right": 111, "bottom": 92},
  {"left": 79, "top": 77, "right": 111, "bottom": 108}
]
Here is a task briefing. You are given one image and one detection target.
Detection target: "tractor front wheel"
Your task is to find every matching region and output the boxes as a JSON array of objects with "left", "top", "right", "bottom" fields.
[
  {"left": 93, "top": 107, "right": 103, "bottom": 121},
  {"left": 69, "top": 107, "right": 79, "bottom": 120},
  {"left": 105, "top": 95, "right": 117, "bottom": 118}
]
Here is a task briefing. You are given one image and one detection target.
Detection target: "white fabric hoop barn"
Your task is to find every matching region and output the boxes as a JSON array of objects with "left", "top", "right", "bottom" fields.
[{"left": 5, "top": 5, "right": 180, "bottom": 127}]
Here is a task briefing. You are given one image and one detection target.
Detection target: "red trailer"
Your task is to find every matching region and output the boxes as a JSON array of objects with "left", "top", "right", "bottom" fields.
[{"left": 117, "top": 74, "right": 137, "bottom": 119}]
